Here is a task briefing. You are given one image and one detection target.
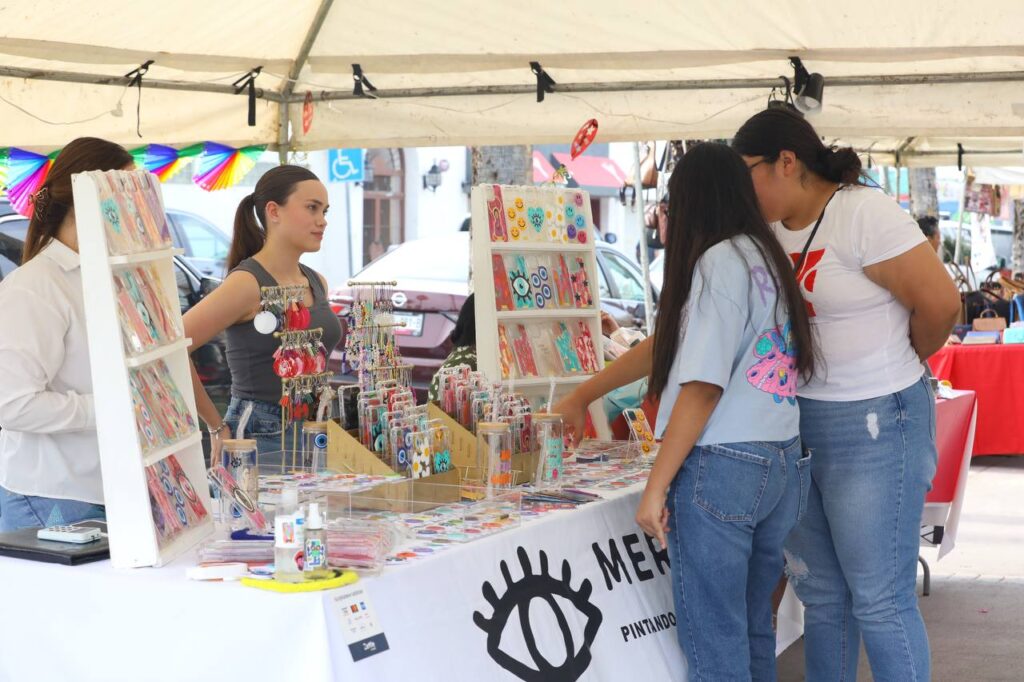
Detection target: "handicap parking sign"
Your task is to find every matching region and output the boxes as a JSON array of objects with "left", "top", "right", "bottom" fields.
[{"left": 328, "top": 148, "right": 365, "bottom": 182}]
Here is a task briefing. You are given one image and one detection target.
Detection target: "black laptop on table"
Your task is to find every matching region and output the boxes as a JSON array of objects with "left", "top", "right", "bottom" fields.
[{"left": 0, "top": 520, "right": 110, "bottom": 566}]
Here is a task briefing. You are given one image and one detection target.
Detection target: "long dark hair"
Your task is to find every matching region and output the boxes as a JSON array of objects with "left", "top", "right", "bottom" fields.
[
  {"left": 228, "top": 164, "right": 320, "bottom": 270},
  {"left": 451, "top": 294, "right": 476, "bottom": 347},
  {"left": 648, "top": 143, "right": 815, "bottom": 397},
  {"left": 732, "top": 108, "right": 864, "bottom": 185},
  {"left": 22, "top": 137, "right": 133, "bottom": 262}
]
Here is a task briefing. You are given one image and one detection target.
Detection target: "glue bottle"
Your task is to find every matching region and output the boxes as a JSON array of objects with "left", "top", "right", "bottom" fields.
[
  {"left": 274, "top": 485, "right": 305, "bottom": 582},
  {"left": 303, "top": 502, "right": 329, "bottom": 575}
]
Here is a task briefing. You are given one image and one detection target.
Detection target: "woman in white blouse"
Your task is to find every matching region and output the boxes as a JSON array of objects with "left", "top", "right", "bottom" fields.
[{"left": 0, "top": 137, "right": 134, "bottom": 532}]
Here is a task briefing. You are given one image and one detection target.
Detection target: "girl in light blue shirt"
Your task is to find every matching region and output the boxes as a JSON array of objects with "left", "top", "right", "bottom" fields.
[{"left": 558, "top": 143, "right": 816, "bottom": 680}]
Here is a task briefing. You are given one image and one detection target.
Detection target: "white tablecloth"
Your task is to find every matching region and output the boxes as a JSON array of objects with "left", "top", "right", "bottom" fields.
[{"left": 0, "top": 483, "right": 803, "bottom": 682}]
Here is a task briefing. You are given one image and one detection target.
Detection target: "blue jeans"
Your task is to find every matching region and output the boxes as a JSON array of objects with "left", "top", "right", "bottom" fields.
[
  {"left": 0, "top": 486, "right": 105, "bottom": 532},
  {"left": 223, "top": 396, "right": 301, "bottom": 471},
  {"left": 787, "top": 377, "right": 936, "bottom": 681},
  {"left": 667, "top": 437, "right": 808, "bottom": 682}
]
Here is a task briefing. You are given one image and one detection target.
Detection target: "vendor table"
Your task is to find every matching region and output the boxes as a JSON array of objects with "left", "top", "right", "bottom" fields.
[
  {"left": 922, "top": 390, "right": 978, "bottom": 558},
  {"left": 0, "top": 481, "right": 804, "bottom": 682},
  {"left": 928, "top": 344, "right": 1024, "bottom": 456}
]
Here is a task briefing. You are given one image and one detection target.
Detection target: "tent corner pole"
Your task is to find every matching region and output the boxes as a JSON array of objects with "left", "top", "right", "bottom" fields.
[{"left": 633, "top": 142, "right": 655, "bottom": 333}]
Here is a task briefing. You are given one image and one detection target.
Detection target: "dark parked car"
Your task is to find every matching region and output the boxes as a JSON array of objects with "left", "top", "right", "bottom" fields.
[
  {"left": 0, "top": 198, "right": 229, "bottom": 278},
  {"left": 0, "top": 213, "right": 231, "bottom": 454},
  {"left": 328, "top": 232, "right": 658, "bottom": 396},
  {"left": 165, "top": 209, "right": 230, "bottom": 278}
]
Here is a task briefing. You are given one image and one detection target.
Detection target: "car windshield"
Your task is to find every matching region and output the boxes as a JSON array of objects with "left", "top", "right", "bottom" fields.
[{"left": 356, "top": 234, "right": 469, "bottom": 282}]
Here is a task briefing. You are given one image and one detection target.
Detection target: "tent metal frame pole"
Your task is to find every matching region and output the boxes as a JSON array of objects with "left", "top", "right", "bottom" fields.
[
  {"left": 277, "top": 0, "right": 335, "bottom": 164},
  {"left": 0, "top": 65, "right": 282, "bottom": 101},
  {"left": 5, "top": 62, "right": 1024, "bottom": 106},
  {"left": 633, "top": 142, "right": 655, "bottom": 333},
  {"left": 298, "top": 69, "right": 1024, "bottom": 103}
]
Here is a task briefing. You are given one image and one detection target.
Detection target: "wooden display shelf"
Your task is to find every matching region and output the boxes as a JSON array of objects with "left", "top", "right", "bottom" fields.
[
  {"left": 74, "top": 171, "right": 213, "bottom": 569},
  {"left": 125, "top": 337, "right": 192, "bottom": 369},
  {"left": 495, "top": 308, "right": 595, "bottom": 320},
  {"left": 142, "top": 431, "right": 203, "bottom": 468},
  {"left": 108, "top": 247, "right": 184, "bottom": 267},
  {"left": 490, "top": 242, "right": 590, "bottom": 252},
  {"left": 471, "top": 184, "right": 611, "bottom": 439}
]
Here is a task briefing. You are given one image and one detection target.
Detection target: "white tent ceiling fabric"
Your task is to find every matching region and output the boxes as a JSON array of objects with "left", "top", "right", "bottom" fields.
[{"left": 3, "top": 0, "right": 1024, "bottom": 163}]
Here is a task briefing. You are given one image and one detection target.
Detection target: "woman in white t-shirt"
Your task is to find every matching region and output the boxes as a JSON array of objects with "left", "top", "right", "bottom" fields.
[
  {"left": 733, "top": 108, "right": 961, "bottom": 681},
  {"left": 0, "top": 138, "right": 135, "bottom": 531}
]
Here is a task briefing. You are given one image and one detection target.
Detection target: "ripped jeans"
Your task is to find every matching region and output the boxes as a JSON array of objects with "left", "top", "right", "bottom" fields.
[{"left": 786, "top": 377, "right": 937, "bottom": 682}]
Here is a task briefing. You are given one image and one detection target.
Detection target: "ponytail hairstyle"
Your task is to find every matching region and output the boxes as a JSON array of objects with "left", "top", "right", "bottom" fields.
[
  {"left": 732, "top": 107, "right": 864, "bottom": 185},
  {"left": 648, "top": 143, "right": 816, "bottom": 397},
  {"left": 22, "top": 137, "right": 133, "bottom": 262},
  {"left": 227, "top": 164, "right": 320, "bottom": 271}
]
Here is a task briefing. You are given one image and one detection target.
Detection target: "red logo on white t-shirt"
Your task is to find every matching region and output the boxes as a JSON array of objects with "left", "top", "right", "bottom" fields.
[{"left": 789, "top": 248, "right": 826, "bottom": 317}]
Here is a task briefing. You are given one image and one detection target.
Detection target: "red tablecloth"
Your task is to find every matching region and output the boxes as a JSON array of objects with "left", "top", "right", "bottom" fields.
[
  {"left": 928, "top": 344, "right": 1024, "bottom": 456},
  {"left": 928, "top": 391, "right": 976, "bottom": 504},
  {"left": 922, "top": 390, "right": 977, "bottom": 559}
]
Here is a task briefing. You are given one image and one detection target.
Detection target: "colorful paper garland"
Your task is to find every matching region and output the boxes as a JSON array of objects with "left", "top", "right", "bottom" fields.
[
  {"left": 1, "top": 148, "right": 58, "bottom": 216},
  {"left": 192, "top": 142, "right": 266, "bottom": 192},
  {"left": 0, "top": 142, "right": 266, "bottom": 211},
  {"left": 131, "top": 143, "right": 204, "bottom": 182}
]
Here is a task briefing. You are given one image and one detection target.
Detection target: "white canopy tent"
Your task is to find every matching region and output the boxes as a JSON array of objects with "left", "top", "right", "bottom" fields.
[{"left": 3, "top": 1, "right": 1024, "bottom": 164}]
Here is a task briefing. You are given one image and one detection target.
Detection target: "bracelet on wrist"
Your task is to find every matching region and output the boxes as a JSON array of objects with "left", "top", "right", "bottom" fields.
[{"left": 206, "top": 422, "right": 228, "bottom": 437}]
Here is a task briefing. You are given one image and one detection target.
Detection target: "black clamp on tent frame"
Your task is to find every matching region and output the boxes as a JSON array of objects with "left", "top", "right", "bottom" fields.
[
  {"left": 530, "top": 62, "right": 556, "bottom": 102},
  {"left": 352, "top": 64, "right": 378, "bottom": 99},
  {"left": 957, "top": 143, "right": 965, "bottom": 171},
  {"left": 767, "top": 75, "right": 794, "bottom": 111},
  {"left": 124, "top": 60, "right": 154, "bottom": 89},
  {"left": 123, "top": 60, "right": 155, "bottom": 138},
  {"left": 233, "top": 67, "right": 263, "bottom": 126}
]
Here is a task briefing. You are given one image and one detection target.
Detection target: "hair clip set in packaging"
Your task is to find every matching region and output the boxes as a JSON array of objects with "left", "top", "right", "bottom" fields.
[
  {"left": 146, "top": 455, "right": 208, "bottom": 547},
  {"left": 113, "top": 265, "right": 181, "bottom": 355},
  {"left": 93, "top": 170, "right": 172, "bottom": 256},
  {"left": 504, "top": 254, "right": 560, "bottom": 311},
  {"left": 130, "top": 360, "right": 196, "bottom": 454},
  {"left": 487, "top": 186, "right": 590, "bottom": 245},
  {"left": 569, "top": 256, "right": 594, "bottom": 308}
]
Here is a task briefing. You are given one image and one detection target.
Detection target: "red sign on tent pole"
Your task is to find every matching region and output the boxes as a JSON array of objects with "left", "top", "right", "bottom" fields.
[{"left": 302, "top": 91, "right": 314, "bottom": 135}]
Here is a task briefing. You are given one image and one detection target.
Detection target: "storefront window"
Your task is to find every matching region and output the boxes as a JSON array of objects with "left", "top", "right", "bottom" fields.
[{"left": 362, "top": 149, "right": 404, "bottom": 265}]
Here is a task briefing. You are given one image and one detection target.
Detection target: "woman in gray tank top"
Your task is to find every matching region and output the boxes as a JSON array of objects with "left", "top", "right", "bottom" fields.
[{"left": 183, "top": 166, "right": 341, "bottom": 464}]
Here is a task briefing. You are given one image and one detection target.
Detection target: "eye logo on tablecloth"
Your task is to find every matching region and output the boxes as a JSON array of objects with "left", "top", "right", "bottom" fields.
[{"left": 473, "top": 547, "right": 603, "bottom": 681}]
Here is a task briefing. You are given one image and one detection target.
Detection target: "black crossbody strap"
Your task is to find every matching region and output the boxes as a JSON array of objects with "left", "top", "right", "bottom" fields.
[{"left": 794, "top": 187, "right": 842, "bottom": 273}]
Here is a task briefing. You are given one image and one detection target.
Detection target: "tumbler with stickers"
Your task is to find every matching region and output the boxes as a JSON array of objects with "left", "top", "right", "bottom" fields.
[
  {"left": 533, "top": 414, "right": 564, "bottom": 487},
  {"left": 301, "top": 422, "right": 329, "bottom": 472},
  {"left": 476, "top": 422, "right": 513, "bottom": 497},
  {"left": 220, "top": 439, "right": 259, "bottom": 529}
]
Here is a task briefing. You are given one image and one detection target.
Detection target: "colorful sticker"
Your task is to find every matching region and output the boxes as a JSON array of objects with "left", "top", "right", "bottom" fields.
[{"left": 747, "top": 322, "right": 798, "bottom": 405}]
